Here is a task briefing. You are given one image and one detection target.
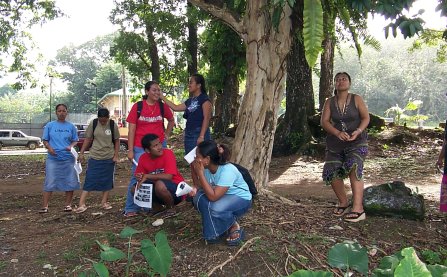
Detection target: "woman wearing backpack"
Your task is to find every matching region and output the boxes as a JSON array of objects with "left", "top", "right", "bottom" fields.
[
  {"left": 74, "top": 108, "right": 120, "bottom": 213},
  {"left": 189, "top": 140, "right": 252, "bottom": 246},
  {"left": 123, "top": 80, "right": 175, "bottom": 217}
]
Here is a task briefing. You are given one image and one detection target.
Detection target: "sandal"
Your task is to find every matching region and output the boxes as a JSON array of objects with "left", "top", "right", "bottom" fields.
[
  {"left": 75, "top": 205, "right": 88, "bottom": 214},
  {"left": 344, "top": 211, "right": 366, "bottom": 222},
  {"left": 39, "top": 207, "right": 48, "bottom": 214},
  {"left": 64, "top": 206, "right": 72, "bottom": 212},
  {"left": 123, "top": 212, "right": 138, "bottom": 217},
  {"left": 102, "top": 203, "right": 112, "bottom": 210},
  {"left": 333, "top": 205, "right": 351, "bottom": 217},
  {"left": 227, "top": 229, "right": 245, "bottom": 246}
]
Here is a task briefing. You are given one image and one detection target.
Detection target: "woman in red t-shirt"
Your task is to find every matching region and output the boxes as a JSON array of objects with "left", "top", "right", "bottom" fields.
[{"left": 123, "top": 81, "right": 175, "bottom": 217}]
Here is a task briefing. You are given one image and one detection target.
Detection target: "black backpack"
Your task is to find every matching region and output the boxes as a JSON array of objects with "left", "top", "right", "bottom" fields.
[
  {"left": 136, "top": 100, "right": 165, "bottom": 130},
  {"left": 92, "top": 119, "right": 115, "bottom": 142},
  {"left": 231, "top": 162, "right": 258, "bottom": 196}
]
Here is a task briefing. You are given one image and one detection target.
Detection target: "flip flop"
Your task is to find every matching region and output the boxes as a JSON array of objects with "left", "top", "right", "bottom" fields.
[
  {"left": 344, "top": 211, "right": 366, "bottom": 222},
  {"left": 39, "top": 207, "right": 48, "bottom": 214},
  {"left": 227, "top": 229, "right": 245, "bottom": 246},
  {"left": 333, "top": 205, "right": 351, "bottom": 217},
  {"left": 75, "top": 205, "right": 87, "bottom": 214},
  {"left": 102, "top": 203, "right": 112, "bottom": 210},
  {"left": 64, "top": 206, "right": 72, "bottom": 212},
  {"left": 123, "top": 212, "right": 138, "bottom": 217}
]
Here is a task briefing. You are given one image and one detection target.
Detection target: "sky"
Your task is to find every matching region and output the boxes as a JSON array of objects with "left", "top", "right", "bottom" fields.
[{"left": 30, "top": 0, "right": 446, "bottom": 61}]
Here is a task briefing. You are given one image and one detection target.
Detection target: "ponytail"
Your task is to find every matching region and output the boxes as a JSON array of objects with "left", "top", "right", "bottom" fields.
[{"left": 197, "top": 140, "right": 229, "bottom": 165}]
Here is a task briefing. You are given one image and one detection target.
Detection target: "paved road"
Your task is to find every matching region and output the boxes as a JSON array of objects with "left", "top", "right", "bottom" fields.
[{"left": 0, "top": 147, "right": 47, "bottom": 156}]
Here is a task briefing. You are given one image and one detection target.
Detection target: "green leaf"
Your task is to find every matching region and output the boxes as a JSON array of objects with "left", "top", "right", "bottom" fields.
[
  {"left": 287, "top": 269, "right": 333, "bottom": 276},
  {"left": 93, "top": 262, "right": 109, "bottom": 277},
  {"left": 372, "top": 255, "right": 401, "bottom": 276},
  {"left": 96, "top": 241, "right": 126, "bottom": 262},
  {"left": 427, "top": 264, "right": 447, "bottom": 276},
  {"left": 141, "top": 231, "right": 172, "bottom": 277},
  {"left": 328, "top": 241, "right": 368, "bottom": 275},
  {"left": 303, "top": 0, "right": 324, "bottom": 68},
  {"left": 394, "top": 247, "right": 431, "bottom": 277},
  {"left": 119, "top": 226, "right": 142, "bottom": 238},
  {"left": 287, "top": 0, "right": 296, "bottom": 7}
]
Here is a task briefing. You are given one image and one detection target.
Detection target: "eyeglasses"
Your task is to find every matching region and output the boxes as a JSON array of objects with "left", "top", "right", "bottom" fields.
[{"left": 335, "top": 77, "right": 349, "bottom": 82}]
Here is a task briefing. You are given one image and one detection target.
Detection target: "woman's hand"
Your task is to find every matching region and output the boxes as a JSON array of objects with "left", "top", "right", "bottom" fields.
[
  {"left": 196, "top": 136, "right": 204, "bottom": 145},
  {"left": 47, "top": 146, "right": 56, "bottom": 156},
  {"left": 79, "top": 153, "right": 85, "bottom": 163},
  {"left": 337, "top": 131, "right": 350, "bottom": 141},
  {"left": 135, "top": 173, "right": 144, "bottom": 182},
  {"left": 127, "top": 149, "right": 134, "bottom": 162},
  {"left": 347, "top": 128, "right": 362, "bottom": 141},
  {"left": 188, "top": 187, "right": 197, "bottom": 197},
  {"left": 192, "top": 158, "right": 204, "bottom": 173}
]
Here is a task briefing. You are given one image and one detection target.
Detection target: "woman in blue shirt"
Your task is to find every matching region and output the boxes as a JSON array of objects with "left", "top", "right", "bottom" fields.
[
  {"left": 190, "top": 140, "right": 252, "bottom": 246},
  {"left": 40, "top": 104, "right": 80, "bottom": 213}
]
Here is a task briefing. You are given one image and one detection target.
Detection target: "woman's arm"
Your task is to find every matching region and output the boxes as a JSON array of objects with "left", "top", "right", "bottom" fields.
[
  {"left": 192, "top": 159, "right": 228, "bottom": 201},
  {"left": 161, "top": 94, "right": 186, "bottom": 112},
  {"left": 348, "top": 95, "right": 370, "bottom": 141},
  {"left": 127, "top": 123, "right": 136, "bottom": 161},
  {"left": 165, "top": 118, "right": 175, "bottom": 141},
  {"left": 437, "top": 139, "right": 446, "bottom": 167},
  {"left": 197, "top": 101, "right": 212, "bottom": 144},
  {"left": 78, "top": 138, "right": 92, "bottom": 162}
]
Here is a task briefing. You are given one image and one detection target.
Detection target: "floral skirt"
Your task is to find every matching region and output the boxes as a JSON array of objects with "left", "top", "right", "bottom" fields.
[
  {"left": 322, "top": 143, "right": 368, "bottom": 185},
  {"left": 440, "top": 174, "right": 447, "bottom": 212}
]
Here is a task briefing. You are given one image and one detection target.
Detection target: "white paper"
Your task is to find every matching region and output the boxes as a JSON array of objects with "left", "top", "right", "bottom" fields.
[
  {"left": 175, "top": 181, "right": 193, "bottom": 197},
  {"left": 70, "top": 147, "right": 78, "bottom": 160},
  {"left": 74, "top": 162, "right": 82, "bottom": 182},
  {"left": 132, "top": 159, "right": 138, "bottom": 167},
  {"left": 134, "top": 183, "right": 153, "bottom": 208},
  {"left": 184, "top": 146, "right": 197, "bottom": 164}
]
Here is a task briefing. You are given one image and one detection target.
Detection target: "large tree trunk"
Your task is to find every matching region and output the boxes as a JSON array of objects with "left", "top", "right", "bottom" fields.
[
  {"left": 187, "top": 3, "right": 198, "bottom": 75},
  {"left": 146, "top": 24, "right": 160, "bottom": 82},
  {"left": 318, "top": 0, "right": 336, "bottom": 110},
  {"left": 273, "top": 0, "right": 313, "bottom": 156},
  {"left": 214, "top": 70, "right": 239, "bottom": 135},
  {"left": 189, "top": 0, "right": 292, "bottom": 188}
]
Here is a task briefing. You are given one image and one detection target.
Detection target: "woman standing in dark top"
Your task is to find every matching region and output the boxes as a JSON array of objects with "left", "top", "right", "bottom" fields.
[
  {"left": 321, "top": 72, "right": 370, "bottom": 222},
  {"left": 161, "top": 73, "right": 212, "bottom": 154}
]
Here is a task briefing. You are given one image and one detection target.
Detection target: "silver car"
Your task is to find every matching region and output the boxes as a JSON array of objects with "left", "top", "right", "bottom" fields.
[{"left": 0, "top": 130, "right": 42, "bottom": 150}]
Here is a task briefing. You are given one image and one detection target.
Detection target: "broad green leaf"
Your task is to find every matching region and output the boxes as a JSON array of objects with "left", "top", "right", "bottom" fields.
[
  {"left": 303, "top": 0, "right": 324, "bottom": 68},
  {"left": 328, "top": 241, "right": 368, "bottom": 275},
  {"left": 141, "top": 231, "right": 172, "bottom": 277},
  {"left": 93, "top": 262, "right": 109, "bottom": 277},
  {"left": 96, "top": 240, "right": 126, "bottom": 262},
  {"left": 394, "top": 247, "right": 431, "bottom": 277},
  {"left": 287, "top": 269, "right": 333, "bottom": 276},
  {"left": 119, "top": 226, "right": 142, "bottom": 238},
  {"left": 371, "top": 255, "right": 401, "bottom": 277},
  {"left": 272, "top": 6, "right": 283, "bottom": 31},
  {"left": 427, "top": 264, "right": 447, "bottom": 276}
]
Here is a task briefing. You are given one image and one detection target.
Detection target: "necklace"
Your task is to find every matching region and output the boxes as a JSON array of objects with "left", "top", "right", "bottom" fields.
[
  {"left": 335, "top": 93, "right": 349, "bottom": 132},
  {"left": 147, "top": 102, "right": 157, "bottom": 115}
]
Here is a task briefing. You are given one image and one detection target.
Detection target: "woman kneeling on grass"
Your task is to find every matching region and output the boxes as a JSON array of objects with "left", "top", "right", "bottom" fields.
[{"left": 190, "top": 140, "right": 252, "bottom": 246}]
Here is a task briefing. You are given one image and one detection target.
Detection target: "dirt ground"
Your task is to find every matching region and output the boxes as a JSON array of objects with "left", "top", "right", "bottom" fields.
[{"left": 0, "top": 127, "right": 446, "bottom": 276}]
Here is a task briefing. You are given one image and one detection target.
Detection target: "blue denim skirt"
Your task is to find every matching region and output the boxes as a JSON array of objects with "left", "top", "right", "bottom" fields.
[
  {"left": 184, "top": 127, "right": 211, "bottom": 155},
  {"left": 44, "top": 158, "right": 80, "bottom": 192},
  {"left": 193, "top": 190, "right": 251, "bottom": 240},
  {"left": 83, "top": 158, "right": 115, "bottom": 191}
]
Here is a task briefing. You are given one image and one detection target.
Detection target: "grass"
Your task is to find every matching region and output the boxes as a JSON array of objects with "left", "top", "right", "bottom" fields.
[
  {"left": 36, "top": 250, "right": 48, "bottom": 265},
  {"left": 63, "top": 250, "right": 78, "bottom": 261},
  {"left": 0, "top": 261, "right": 6, "bottom": 271},
  {"left": 79, "top": 235, "right": 96, "bottom": 254},
  {"left": 0, "top": 155, "right": 46, "bottom": 162}
]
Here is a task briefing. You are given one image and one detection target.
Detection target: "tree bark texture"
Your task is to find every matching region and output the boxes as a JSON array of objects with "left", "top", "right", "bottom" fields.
[
  {"left": 273, "top": 0, "right": 313, "bottom": 156},
  {"left": 188, "top": 0, "right": 292, "bottom": 187},
  {"left": 187, "top": 3, "right": 198, "bottom": 75},
  {"left": 318, "top": 0, "right": 336, "bottom": 111},
  {"left": 214, "top": 70, "right": 239, "bottom": 135},
  {"left": 146, "top": 24, "right": 160, "bottom": 82}
]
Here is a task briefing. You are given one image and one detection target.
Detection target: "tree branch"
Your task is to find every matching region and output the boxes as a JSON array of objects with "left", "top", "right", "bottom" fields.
[{"left": 187, "top": 0, "right": 245, "bottom": 40}]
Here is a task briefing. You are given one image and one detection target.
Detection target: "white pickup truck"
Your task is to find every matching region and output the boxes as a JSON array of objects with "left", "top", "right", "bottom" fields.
[{"left": 0, "top": 130, "right": 42, "bottom": 150}]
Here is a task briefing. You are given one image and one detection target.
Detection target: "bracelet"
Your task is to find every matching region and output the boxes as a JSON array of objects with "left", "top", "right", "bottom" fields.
[
  {"left": 199, "top": 136, "right": 204, "bottom": 138},
  {"left": 356, "top": 128, "right": 363, "bottom": 133}
]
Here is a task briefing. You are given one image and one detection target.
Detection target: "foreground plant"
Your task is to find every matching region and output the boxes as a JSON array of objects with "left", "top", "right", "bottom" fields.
[
  {"left": 78, "top": 226, "right": 172, "bottom": 277},
  {"left": 288, "top": 241, "right": 447, "bottom": 277}
]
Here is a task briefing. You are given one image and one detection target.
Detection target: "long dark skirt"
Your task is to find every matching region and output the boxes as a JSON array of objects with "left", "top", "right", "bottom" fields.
[{"left": 83, "top": 158, "right": 115, "bottom": 192}]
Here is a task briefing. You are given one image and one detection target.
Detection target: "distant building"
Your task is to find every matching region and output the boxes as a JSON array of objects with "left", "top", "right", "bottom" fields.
[{"left": 98, "top": 88, "right": 139, "bottom": 121}]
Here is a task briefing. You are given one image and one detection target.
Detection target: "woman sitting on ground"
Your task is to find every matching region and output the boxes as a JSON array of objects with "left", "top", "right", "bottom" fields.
[{"left": 190, "top": 140, "right": 252, "bottom": 246}]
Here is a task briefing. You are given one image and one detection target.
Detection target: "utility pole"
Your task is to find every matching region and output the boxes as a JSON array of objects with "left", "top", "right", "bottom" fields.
[
  {"left": 49, "top": 75, "right": 53, "bottom": 121},
  {"left": 91, "top": 82, "right": 98, "bottom": 110}
]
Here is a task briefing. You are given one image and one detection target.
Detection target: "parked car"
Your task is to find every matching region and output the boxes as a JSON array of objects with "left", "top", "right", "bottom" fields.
[
  {"left": 75, "top": 131, "right": 128, "bottom": 152},
  {"left": 0, "top": 130, "right": 43, "bottom": 150}
]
